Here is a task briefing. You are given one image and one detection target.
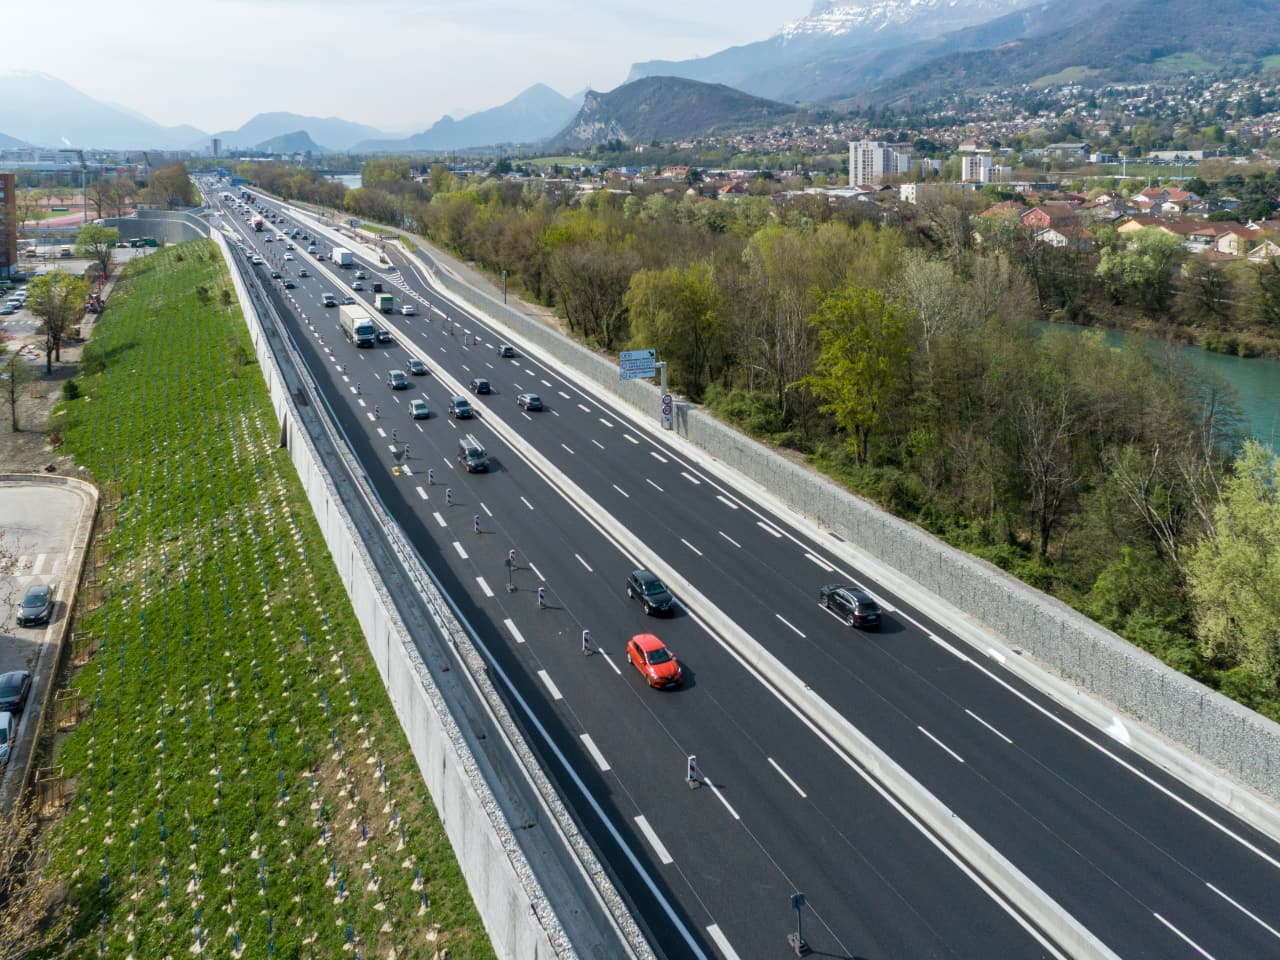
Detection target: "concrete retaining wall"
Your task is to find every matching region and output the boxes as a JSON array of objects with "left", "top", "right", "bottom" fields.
[
  {"left": 103, "top": 209, "right": 209, "bottom": 246},
  {"left": 376, "top": 229, "right": 1280, "bottom": 808},
  {"left": 211, "top": 232, "right": 575, "bottom": 959}
]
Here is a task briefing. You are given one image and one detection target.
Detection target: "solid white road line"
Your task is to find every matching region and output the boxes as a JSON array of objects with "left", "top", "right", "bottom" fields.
[
  {"left": 647, "top": 479, "right": 664, "bottom": 492},
  {"left": 1153, "top": 914, "right": 1215, "bottom": 959},
  {"left": 579, "top": 733, "right": 611, "bottom": 772},
  {"left": 613, "top": 484, "right": 629, "bottom": 498},
  {"left": 768, "top": 758, "right": 807, "bottom": 798},
  {"left": 538, "top": 669, "right": 564, "bottom": 701},
  {"left": 575, "top": 553, "right": 593, "bottom": 573},
  {"left": 919, "top": 726, "right": 965, "bottom": 763},
  {"left": 706, "top": 924, "right": 743, "bottom": 960},
  {"left": 433, "top": 512, "right": 447, "bottom": 527},
  {"left": 682, "top": 471, "right": 702, "bottom": 485},
  {"left": 452, "top": 541, "right": 469, "bottom": 560},
  {"left": 682, "top": 538, "right": 703, "bottom": 556},
  {"left": 476, "top": 577, "right": 494, "bottom": 598},
  {"left": 775, "top": 614, "right": 805, "bottom": 638},
  {"left": 504, "top": 618, "right": 526, "bottom": 645},
  {"left": 633, "top": 815, "right": 674, "bottom": 864},
  {"left": 415, "top": 486, "right": 427, "bottom": 500},
  {"left": 966, "top": 709, "right": 1013, "bottom": 744},
  {"left": 716, "top": 494, "right": 739, "bottom": 510},
  {"left": 650, "top": 451, "right": 669, "bottom": 463},
  {"left": 719, "top": 531, "right": 741, "bottom": 549},
  {"left": 1206, "top": 883, "right": 1280, "bottom": 940}
]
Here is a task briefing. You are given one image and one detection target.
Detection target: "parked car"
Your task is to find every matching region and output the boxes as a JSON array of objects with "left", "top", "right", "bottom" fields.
[
  {"left": 0, "top": 670, "right": 32, "bottom": 713},
  {"left": 407, "top": 358, "right": 428, "bottom": 376},
  {"left": 516, "top": 393, "right": 542, "bottom": 411},
  {"left": 626, "top": 634, "right": 682, "bottom": 688},
  {"left": 469, "top": 378, "right": 490, "bottom": 395},
  {"left": 16, "top": 583, "right": 53, "bottom": 627},
  {"left": 818, "top": 584, "right": 882, "bottom": 630},
  {"left": 0, "top": 711, "right": 13, "bottom": 766},
  {"left": 410, "top": 398, "right": 430, "bottom": 419},
  {"left": 626, "top": 569, "right": 674, "bottom": 616}
]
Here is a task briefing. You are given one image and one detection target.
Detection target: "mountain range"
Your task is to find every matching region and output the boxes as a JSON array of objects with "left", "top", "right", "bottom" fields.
[
  {"left": 550, "top": 77, "right": 798, "bottom": 149},
  {"left": 626, "top": 0, "right": 1044, "bottom": 103},
  {"left": 3, "top": 0, "right": 1279, "bottom": 154},
  {"left": 353, "top": 84, "right": 581, "bottom": 153}
]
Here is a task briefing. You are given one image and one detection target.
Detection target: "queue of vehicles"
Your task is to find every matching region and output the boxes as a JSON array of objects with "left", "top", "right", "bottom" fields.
[{"left": 230, "top": 189, "right": 891, "bottom": 711}]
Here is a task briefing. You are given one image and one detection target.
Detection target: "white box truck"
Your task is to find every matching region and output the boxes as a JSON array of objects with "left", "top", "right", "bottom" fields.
[
  {"left": 332, "top": 247, "right": 353, "bottom": 268},
  {"left": 338, "top": 304, "right": 377, "bottom": 347}
]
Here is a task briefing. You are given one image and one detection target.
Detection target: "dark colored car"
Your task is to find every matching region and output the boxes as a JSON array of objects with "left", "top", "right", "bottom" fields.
[
  {"left": 282, "top": 279, "right": 295, "bottom": 289},
  {"left": 16, "top": 583, "right": 53, "bottom": 627},
  {"left": 469, "top": 378, "right": 490, "bottom": 395},
  {"left": 0, "top": 670, "right": 32, "bottom": 713},
  {"left": 407, "top": 358, "right": 429, "bottom": 376},
  {"left": 270, "top": 270, "right": 281, "bottom": 279},
  {"left": 818, "top": 584, "right": 881, "bottom": 630},
  {"left": 626, "top": 569, "right": 674, "bottom": 616},
  {"left": 371, "top": 282, "right": 383, "bottom": 293},
  {"left": 497, "top": 343, "right": 515, "bottom": 358},
  {"left": 375, "top": 326, "right": 392, "bottom": 344},
  {"left": 447, "top": 396, "right": 473, "bottom": 419}
]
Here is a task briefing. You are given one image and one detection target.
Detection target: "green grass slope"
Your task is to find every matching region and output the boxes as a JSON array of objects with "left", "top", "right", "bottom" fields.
[{"left": 43, "top": 241, "right": 492, "bottom": 957}]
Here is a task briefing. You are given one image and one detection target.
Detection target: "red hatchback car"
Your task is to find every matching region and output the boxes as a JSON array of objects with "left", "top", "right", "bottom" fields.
[{"left": 627, "top": 634, "right": 683, "bottom": 689}]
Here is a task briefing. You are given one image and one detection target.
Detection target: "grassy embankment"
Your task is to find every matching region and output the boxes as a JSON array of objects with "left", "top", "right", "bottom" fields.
[{"left": 41, "top": 240, "right": 492, "bottom": 957}]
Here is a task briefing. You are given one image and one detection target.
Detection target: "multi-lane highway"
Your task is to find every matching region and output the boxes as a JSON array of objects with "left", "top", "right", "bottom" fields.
[{"left": 209, "top": 187, "right": 1280, "bottom": 960}]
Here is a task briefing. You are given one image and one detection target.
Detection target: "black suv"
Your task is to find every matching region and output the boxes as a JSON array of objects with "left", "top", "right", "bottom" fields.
[
  {"left": 469, "top": 378, "right": 491, "bottom": 395},
  {"left": 448, "top": 396, "right": 473, "bottom": 419},
  {"left": 626, "top": 569, "right": 674, "bottom": 616},
  {"left": 818, "top": 584, "right": 881, "bottom": 630}
]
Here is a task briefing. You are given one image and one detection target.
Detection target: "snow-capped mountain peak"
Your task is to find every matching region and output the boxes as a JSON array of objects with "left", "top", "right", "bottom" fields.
[{"left": 778, "top": 0, "right": 1037, "bottom": 41}]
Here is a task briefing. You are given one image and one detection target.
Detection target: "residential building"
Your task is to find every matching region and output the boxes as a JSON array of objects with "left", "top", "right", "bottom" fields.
[
  {"left": 0, "top": 173, "right": 15, "bottom": 280},
  {"left": 849, "top": 140, "right": 896, "bottom": 187},
  {"left": 961, "top": 152, "right": 994, "bottom": 183}
]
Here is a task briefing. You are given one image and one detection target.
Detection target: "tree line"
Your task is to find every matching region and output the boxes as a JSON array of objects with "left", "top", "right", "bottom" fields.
[{"left": 242, "top": 160, "right": 1280, "bottom": 717}]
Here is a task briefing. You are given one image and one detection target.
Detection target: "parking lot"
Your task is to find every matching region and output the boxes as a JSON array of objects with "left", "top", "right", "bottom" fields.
[{"left": 0, "top": 479, "right": 96, "bottom": 802}]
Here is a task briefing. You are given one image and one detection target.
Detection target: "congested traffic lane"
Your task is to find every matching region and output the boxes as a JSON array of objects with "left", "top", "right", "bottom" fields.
[
  {"left": 228, "top": 191, "right": 1280, "bottom": 960},
  {"left": 215, "top": 194, "right": 1062, "bottom": 958}
]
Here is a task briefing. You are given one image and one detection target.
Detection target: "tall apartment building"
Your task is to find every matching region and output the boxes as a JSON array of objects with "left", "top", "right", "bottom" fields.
[
  {"left": 0, "top": 173, "right": 16, "bottom": 280},
  {"left": 849, "top": 140, "right": 896, "bottom": 186},
  {"left": 961, "top": 153, "right": 994, "bottom": 183}
]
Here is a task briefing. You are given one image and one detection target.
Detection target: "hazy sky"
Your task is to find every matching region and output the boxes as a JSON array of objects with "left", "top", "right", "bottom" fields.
[{"left": 7, "top": 0, "right": 812, "bottom": 134}]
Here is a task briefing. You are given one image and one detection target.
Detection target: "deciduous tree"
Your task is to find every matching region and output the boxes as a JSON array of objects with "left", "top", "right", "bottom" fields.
[
  {"left": 623, "top": 263, "right": 726, "bottom": 400},
  {"left": 798, "top": 285, "right": 912, "bottom": 464},
  {"left": 1187, "top": 440, "right": 1280, "bottom": 694},
  {"left": 75, "top": 222, "right": 119, "bottom": 280},
  {"left": 0, "top": 349, "right": 34, "bottom": 431},
  {"left": 26, "top": 271, "right": 88, "bottom": 374}
]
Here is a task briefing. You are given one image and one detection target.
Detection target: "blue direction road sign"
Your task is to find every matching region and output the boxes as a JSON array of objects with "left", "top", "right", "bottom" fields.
[{"left": 619, "top": 348, "right": 656, "bottom": 381}]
